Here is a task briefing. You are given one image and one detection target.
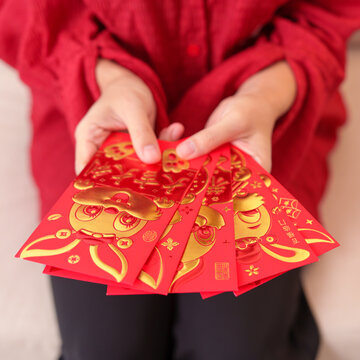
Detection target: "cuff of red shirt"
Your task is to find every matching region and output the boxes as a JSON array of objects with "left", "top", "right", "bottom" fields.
[{"left": 58, "top": 31, "right": 169, "bottom": 141}]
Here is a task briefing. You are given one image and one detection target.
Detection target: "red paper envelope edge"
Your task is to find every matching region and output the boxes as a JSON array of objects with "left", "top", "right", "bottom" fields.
[
  {"left": 200, "top": 291, "right": 223, "bottom": 299},
  {"left": 108, "top": 147, "right": 223, "bottom": 295},
  {"left": 200, "top": 273, "right": 281, "bottom": 299},
  {"left": 234, "top": 273, "right": 281, "bottom": 296},
  {"left": 106, "top": 286, "right": 159, "bottom": 296},
  {"left": 169, "top": 145, "right": 238, "bottom": 293},
  {"left": 230, "top": 146, "right": 318, "bottom": 289},
  {"left": 232, "top": 145, "right": 339, "bottom": 256},
  {"left": 43, "top": 266, "right": 154, "bottom": 295},
  {"left": 43, "top": 265, "right": 108, "bottom": 285},
  {"left": 16, "top": 133, "right": 205, "bottom": 286}
]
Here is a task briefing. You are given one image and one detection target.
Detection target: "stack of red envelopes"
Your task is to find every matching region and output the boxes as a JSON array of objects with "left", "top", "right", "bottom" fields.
[{"left": 16, "top": 132, "right": 338, "bottom": 298}]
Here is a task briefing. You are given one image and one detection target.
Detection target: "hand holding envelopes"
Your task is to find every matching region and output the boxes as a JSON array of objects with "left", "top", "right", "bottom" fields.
[{"left": 17, "top": 133, "right": 338, "bottom": 298}]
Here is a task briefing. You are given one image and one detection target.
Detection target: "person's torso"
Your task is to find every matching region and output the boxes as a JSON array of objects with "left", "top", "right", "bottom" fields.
[{"left": 85, "top": 0, "right": 288, "bottom": 108}]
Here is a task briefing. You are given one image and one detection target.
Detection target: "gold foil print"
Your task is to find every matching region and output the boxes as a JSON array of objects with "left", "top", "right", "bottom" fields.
[
  {"left": 259, "top": 243, "right": 310, "bottom": 263},
  {"left": 104, "top": 141, "right": 134, "bottom": 160},
  {"left": 259, "top": 174, "right": 271, "bottom": 188},
  {"left": 154, "top": 197, "right": 175, "bottom": 208},
  {"left": 55, "top": 229, "right": 72, "bottom": 239},
  {"left": 68, "top": 254, "right": 80, "bottom": 264},
  {"left": 20, "top": 235, "right": 81, "bottom": 259},
  {"left": 72, "top": 187, "right": 161, "bottom": 221},
  {"left": 170, "top": 258, "right": 200, "bottom": 289},
  {"left": 48, "top": 214, "right": 62, "bottom": 221},
  {"left": 299, "top": 228, "right": 335, "bottom": 245},
  {"left": 73, "top": 178, "right": 95, "bottom": 190},
  {"left": 215, "top": 262, "right": 230, "bottom": 280},
  {"left": 161, "top": 238, "right": 179, "bottom": 251},
  {"left": 89, "top": 244, "right": 128, "bottom": 283},
  {"left": 162, "top": 149, "right": 190, "bottom": 173},
  {"left": 138, "top": 248, "right": 164, "bottom": 289},
  {"left": 197, "top": 205, "right": 225, "bottom": 230},
  {"left": 233, "top": 193, "right": 265, "bottom": 212},
  {"left": 143, "top": 230, "right": 157, "bottom": 242},
  {"left": 245, "top": 265, "right": 259, "bottom": 276},
  {"left": 117, "top": 238, "right": 133, "bottom": 249}
]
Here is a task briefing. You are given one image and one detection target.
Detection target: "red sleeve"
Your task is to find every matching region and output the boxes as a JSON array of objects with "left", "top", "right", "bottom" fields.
[
  {"left": 0, "top": 0, "right": 169, "bottom": 138},
  {"left": 268, "top": 0, "right": 360, "bottom": 179},
  {"left": 171, "top": 0, "right": 360, "bottom": 182}
]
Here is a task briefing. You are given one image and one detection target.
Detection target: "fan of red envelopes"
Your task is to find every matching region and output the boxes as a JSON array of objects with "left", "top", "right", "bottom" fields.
[{"left": 16, "top": 132, "right": 338, "bottom": 298}]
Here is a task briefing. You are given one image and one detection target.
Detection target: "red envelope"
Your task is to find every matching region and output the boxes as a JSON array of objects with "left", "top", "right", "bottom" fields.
[
  {"left": 230, "top": 146, "right": 318, "bottom": 291},
  {"left": 235, "top": 146, "right": 338, "bottom": 256},
  {"left": 17, "top": 133, "right": 205, "bottom": 285},
  {"left": 43, "top": 266, "right": 154, "bottom": 295},
  {"left": 255, "top": 174, "right": 339, "bottom": 257},
  {"left": 108, "top": 147, "right": 223, "bottom": 295},
  {"left": 201, "top": 145, "right": 337, "bottom": 300},
  {"left": 169, "top": 146, "right": 238, "bottom": 293}
]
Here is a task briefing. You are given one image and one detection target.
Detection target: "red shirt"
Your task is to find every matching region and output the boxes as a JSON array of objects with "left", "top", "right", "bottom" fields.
[{"left": 0, "top": 0, "right": 359, "bottom": 218}]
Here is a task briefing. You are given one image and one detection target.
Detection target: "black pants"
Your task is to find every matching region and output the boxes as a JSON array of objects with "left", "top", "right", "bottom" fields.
[{"left": 51, "top": 269, "right": 319, "bottom": 360}]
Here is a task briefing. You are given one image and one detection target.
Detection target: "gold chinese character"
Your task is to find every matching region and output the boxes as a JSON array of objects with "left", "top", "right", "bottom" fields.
[{"left": 215, "top": 262, "right": 230, "bottom": 280}]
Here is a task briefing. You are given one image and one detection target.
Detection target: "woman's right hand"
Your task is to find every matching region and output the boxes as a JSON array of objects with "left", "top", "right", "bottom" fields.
[{"left": 75, "top": 58, "right": 184, "bottom": 174}]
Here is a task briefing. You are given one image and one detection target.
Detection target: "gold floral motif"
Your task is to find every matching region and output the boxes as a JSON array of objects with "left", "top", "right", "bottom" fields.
[
  {"left": 245, "top": 265, "right": 259, "bottom": 276},
  {"left": 161, "top": 238, "right": 179, "bottom": 251},
  {"left": 250, "top": 181, "right": 262, "bottom": 189}
]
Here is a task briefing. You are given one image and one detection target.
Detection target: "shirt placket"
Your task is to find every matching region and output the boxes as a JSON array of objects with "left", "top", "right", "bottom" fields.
[{"left": 180, "top": 0, "right": 209, "bottom": 86}]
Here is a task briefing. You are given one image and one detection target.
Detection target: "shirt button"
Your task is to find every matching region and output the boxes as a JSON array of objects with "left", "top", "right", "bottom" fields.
[{"left": 186, "top": 43, "right": 200, "bottom": 57}]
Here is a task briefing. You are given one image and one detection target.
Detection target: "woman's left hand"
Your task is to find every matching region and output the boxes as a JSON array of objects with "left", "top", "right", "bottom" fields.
[{"left": 172, "top": 61, "right": 297, "bottom": 172}]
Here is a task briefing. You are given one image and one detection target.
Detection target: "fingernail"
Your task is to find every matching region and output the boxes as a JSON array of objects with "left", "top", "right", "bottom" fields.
[
  {"left": 170, "top": 126, "right": 178, "bottom": 140},
  {"left": 170, "top": 124, "right": 182, "bottom": 140},
  {"left": 177, "top": 139, "right": 196, "bottom": 158},
  {"left": 142, "top": 144, "right": 160, "bottom": 163}
]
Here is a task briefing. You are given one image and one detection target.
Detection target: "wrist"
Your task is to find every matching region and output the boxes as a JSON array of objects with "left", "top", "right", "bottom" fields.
[
  {"left": 95, "top": 58, "right": 136, "bottom": 92},
  {"left": 235, "top": 61, "right": 297, "bottom": 122}
]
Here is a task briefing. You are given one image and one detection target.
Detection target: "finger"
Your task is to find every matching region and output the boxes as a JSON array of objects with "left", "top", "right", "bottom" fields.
[
  {"left": 75, "top": 101, "right": 126, "bottom": 174},
  {"left": 176, "top": 119, "right": 237, "bottom": 159},
  {"left": 123, "top": 107, "right": 161, "bottom": 164},
  {"left": 159, "top": 122, "right": 184, "bottom": 141},
  {"left": 75, "top": 93, "right": 160, "bottom": 173},
  {"left": 75, "top": 126, "right": 111, "bottom": 175}
]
